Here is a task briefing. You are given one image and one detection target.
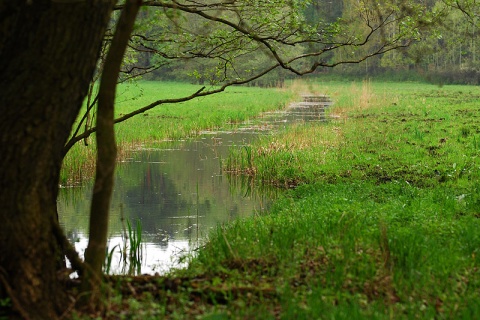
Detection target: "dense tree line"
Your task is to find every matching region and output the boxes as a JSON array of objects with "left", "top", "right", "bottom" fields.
[
  {"left": 312, "top": 0, "right": 480, "bottom": 84},
  {"left": 120, "top": 0, "right": 479, "bottom": 85}
]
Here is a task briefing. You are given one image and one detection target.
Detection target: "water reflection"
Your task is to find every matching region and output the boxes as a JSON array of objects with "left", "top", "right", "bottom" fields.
[{"left": 57, "top": 99, "right": 331, "bottom": 274}]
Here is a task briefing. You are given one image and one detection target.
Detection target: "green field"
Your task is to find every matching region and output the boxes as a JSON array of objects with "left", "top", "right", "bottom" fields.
[
  {"left": 70, "top": 80, "right": 480, "bottom": 319},
  {"left": 178, "top": 80, "right": 480, "bottom": 319}
]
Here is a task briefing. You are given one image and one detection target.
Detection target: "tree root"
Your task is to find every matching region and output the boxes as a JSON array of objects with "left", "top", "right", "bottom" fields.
[{"left": 52, "top": 220, "right": 85, "bottom": 276}]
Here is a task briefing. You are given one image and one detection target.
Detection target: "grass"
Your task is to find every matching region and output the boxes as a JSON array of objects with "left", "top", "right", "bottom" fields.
[
  {"left": 191, "top": 80, "right": 480, "bottom": 318},
  {"left": 123, "top": 219, "right": 144, "bottom": 276},
  {"left": 103, "top": 217, "right": 144, "bottom": 276},
  {"left": 60, "top": 81, "right": 293, "bottom": 185},
  {"left": 67, "top": 79, "right": 480, "bottom": 319},
  {"left": 186, "top": 182, "right": 480, "bottom": 318},
  {"left": 228, "top": 80, "right": 480, "bottom": 189}
]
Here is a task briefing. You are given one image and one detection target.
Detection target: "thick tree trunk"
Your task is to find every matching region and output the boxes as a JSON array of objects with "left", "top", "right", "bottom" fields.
[{"left": 0, "top": 2, "right": 115, "bottom": 319}]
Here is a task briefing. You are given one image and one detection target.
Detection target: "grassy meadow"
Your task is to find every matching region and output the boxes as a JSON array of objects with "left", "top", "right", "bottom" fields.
[
  {"left": 61, "top": 82, "right": 293, "bottom": 184},
  {"left": 68, "top": 80, "right": 480, "bottom": 319},
  {"left": 173, "top": 80, "right": 480, "bottom": 319}
]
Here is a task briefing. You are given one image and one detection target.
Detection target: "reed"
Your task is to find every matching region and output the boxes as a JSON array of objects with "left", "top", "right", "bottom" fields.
[
  {"left": 102, "top": 217, "right": 144, "bottom": 276},
  {"left": 123, "top": 219, "right": 143, "bottom": 276},
  {"left": 103, "top": 244, "right": 119, "bottom": 275}
]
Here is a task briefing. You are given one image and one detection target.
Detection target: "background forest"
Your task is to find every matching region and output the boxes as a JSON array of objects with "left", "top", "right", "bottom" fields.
[{"left": 118, "top": 0, "right": 480, "bottom": 86}]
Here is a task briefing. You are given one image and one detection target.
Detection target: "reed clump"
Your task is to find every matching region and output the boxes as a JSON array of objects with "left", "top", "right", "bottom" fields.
[{"left": 103, "top": 217, "right": 144, "bottom": 276}]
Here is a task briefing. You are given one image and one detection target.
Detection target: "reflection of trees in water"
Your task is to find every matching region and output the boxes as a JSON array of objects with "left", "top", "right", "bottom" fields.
[
  {"left": 112, "top": 137, "right": 268, "bottom": 247},
  {"left": 59, "top": 131, "right": 280, "bottom": 249},
  {"left": 57, "top": 184, "right": 93, "bottom": 236},
  {"left": 117, "top": 160, "right": 216, "bottom": 246},
  {"left": 59, "top": 112, "right": 295, "bottom": 246},
  {"left": 122, "top": 162, "right": 189, "bottom": 235}
]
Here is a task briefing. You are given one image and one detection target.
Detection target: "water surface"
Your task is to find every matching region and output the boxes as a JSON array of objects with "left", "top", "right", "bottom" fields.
[{"left": 58, "top": 99, "right": 331, "bottom": 274}]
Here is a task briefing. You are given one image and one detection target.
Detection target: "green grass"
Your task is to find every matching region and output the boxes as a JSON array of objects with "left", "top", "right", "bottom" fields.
[
  {"left": 60, "top": 81, "right": 293, "bottom": 184},
  {"left": 162, "top": 80, "right": 480, "bottom": 318},
  {"left": 186, "top": 181, "right": 480, "bottom": 318},
  {"left": 68, "top": 79, "right": 480, "bottom": 319},
  {"left": 123, "top": 219, "right": 144, "bottom": 276},
  {"left": 113, "top": 82, "right": 292, "bottom": 144},
  {"left": 228, "top": 80, "right": 480, "bottom": 188}
]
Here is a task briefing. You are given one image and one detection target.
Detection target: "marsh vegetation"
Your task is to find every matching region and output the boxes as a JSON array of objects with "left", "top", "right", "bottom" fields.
[
  {"left": 62, "top": 79, "right": 480, "bottom": 319},
  {"left": 61, "top": 82, "right": 294, "bottom": 185},
  {"left": 59, "top": 82, "right": 325, "bottom": 275}
]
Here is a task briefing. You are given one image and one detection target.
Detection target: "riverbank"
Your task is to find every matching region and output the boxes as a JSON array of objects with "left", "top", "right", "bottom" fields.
[
  {"left": 61, "top": 81, "right": 294, "bottom": 185},
  {"left": 187, "top": 80, "right": 480, "bottom": 318},
  {"left": 68, "top": 80, "right": 480, "bottom": 319}
]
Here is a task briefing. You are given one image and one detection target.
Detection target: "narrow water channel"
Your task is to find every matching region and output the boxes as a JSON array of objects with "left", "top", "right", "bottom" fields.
[{"left": 58, "top": 96, "right": 332, "bottom": 275}]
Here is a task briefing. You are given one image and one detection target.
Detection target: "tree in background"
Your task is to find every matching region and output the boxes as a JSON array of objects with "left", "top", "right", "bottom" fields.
[
  {"left": 305, "top": 0, "right": 480, "bottom": 83},
  {"left": 0, "top": 1, "right": 431, "bottom": 318},
  {"left": 69, "top": 0, "right": 434, "bottom": 150},
  {"left": 437, "top": 0, "right": 480, "bottom": 81}
]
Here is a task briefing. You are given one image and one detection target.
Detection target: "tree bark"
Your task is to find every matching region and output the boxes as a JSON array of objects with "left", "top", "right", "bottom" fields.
[
  {"left": 81, "top": 0, "right": 142, "bottom": 306},
  {"left": 0, "top": 1, "right": 114, "bottom": 319}
]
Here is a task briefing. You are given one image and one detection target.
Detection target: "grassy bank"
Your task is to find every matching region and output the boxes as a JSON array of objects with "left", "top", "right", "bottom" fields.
[
  {"left": 61, "top": 81, "right": 293, "bottom": 184},
  {"left": 183, "top": 80, "right": 480, "bottom": 318},
  {"left": 69, "top": 80, "right": 480, "bottom": 319},
  {"left": 228, "top": 80, "right": 480, "bottom": 188}
]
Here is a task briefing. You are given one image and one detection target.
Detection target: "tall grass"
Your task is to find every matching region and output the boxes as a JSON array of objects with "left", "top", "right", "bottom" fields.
[
  {"left": 103, "top": 217, "right": 144, "bottom": 276},
  {"left": 69, "top": 80, "right": 480, "bottom": 318},
  {"left": 123, "top": 219, "right": 143, "bottom": 276}
]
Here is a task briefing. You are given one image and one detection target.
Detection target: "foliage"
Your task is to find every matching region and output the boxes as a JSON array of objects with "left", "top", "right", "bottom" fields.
[
  {"left": 320, "top": 1, "right": 470, "bottom": 82},
  {"left": 105, "top": 0, "right": 431, "bottom": 84},
  {"left": 66, "top": 0, "right": 439, "bottom": 174}
]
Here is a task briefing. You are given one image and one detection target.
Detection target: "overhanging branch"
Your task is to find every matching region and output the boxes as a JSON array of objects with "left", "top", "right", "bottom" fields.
[{"left": 63, "top": 63, "right": 282, "bottom": 155}]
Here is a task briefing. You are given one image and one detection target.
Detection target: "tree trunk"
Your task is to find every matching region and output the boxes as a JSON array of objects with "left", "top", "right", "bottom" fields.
[
  {"left": 0, "top": 2, "right": 114, "bottom": 319},
  {"left": 82, "top": 0, "right": 142, "bottom": 306}
]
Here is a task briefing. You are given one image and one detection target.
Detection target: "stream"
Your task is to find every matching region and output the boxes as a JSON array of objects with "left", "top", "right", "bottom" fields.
[{"left": 58, "top": 96, "right": 332, "bottom": 275}]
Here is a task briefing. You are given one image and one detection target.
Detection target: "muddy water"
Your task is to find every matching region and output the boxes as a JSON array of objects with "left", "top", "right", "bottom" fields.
[{"left": 57, "top": 98, "right": 332, "bottom": 274}]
